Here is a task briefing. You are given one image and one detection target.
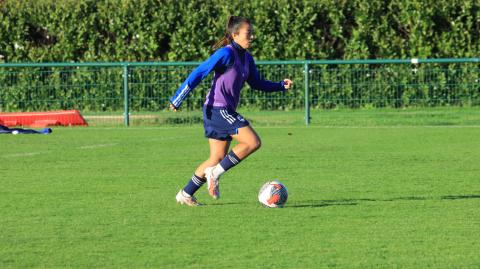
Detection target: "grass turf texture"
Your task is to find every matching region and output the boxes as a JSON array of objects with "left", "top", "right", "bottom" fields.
[{"left": 1, "top": 111, "right": 480, "bottom": 268}]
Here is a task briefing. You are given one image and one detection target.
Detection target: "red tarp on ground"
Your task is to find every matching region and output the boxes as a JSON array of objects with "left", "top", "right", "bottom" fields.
[{"left": 0, "top": 110, "right": 88, "bottom": 127}]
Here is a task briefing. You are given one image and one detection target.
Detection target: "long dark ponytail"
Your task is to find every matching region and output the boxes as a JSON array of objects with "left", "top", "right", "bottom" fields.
[{"left": 212, "top": 15, "right": 250, "bottom": 51}]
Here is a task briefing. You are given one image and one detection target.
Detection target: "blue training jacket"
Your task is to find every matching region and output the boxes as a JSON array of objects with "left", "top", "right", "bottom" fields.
[{"left": 170, "top": 41, "right": 285, "bottom": 109}]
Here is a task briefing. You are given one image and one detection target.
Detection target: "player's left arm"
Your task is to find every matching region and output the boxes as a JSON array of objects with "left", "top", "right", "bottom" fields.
[{"left": 246, "top": 54, "right": 292, "bottom": 92}]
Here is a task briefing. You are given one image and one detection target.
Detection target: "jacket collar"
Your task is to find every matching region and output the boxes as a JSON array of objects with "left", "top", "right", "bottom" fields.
[{"left": 231, "top": 41, "right": 246, "bottom": 53}]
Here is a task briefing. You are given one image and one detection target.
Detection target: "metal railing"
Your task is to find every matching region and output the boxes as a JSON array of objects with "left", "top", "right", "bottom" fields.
[{"left": 1, "top": 58, "right": 479, "bottom": 126}]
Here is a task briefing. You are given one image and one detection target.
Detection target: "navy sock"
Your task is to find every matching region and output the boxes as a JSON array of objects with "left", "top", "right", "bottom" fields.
[
  {"left": 219, "top": 150, "right": 241, "bottom": 171},
  {"left": 183, "top": 174, "right": 206, "bottom": 196}
]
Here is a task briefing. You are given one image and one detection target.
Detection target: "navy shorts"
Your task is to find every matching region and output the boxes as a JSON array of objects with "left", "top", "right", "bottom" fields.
[{"left": 202, "top": 106, "right": 250, "bottom": 141}]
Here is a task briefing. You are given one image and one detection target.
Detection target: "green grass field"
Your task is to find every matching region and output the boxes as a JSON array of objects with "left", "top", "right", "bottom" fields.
[{"left": 1, "top": 109, "right": 480, "bottom": 268}]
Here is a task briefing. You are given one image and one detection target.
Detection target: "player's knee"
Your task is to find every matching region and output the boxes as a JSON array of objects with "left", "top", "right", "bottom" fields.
[
  {"left": 250, "top": 137, "right": 261, "bottom": 152},
  {"left": 255, "top": 138, "right": 262, "bottom": 150}
]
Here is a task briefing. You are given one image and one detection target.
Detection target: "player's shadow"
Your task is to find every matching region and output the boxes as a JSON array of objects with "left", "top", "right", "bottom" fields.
[
  {"left": 288, "top": 194, "right": 480, "bottom": 208},
  {"left": 288, "top": 199, "right": 360, "bottom": 208},
  {"left": 202, "top": 194, "right": 480, "bottom": 208},
  {"left": 441, "top": 194, "right": 480, "bottom": 200},
  {"left": 288, "top": 201, "right": 358, "bottom": 208}
]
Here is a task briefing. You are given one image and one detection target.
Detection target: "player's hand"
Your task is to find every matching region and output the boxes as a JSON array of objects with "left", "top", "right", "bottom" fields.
[
  {"left": 283, "top": 79, "right": 293, "bottom": 90},
  {"left": 169, "top": 103, "right": 177, "bottom": 112}
]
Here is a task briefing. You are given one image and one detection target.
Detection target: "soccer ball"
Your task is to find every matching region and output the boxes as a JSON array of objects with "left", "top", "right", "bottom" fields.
[{"left": 258, "top": 181, "right": 288, "bottom": 208}]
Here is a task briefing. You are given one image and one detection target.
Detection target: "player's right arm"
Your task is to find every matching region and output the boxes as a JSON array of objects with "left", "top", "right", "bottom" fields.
[{"left": 169, "top": 48, "right": 233, "bottom": 110}]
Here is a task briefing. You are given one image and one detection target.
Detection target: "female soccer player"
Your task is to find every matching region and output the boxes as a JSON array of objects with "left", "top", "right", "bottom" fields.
[{"left": 170, "top": 16, "right": 292, "bottom": 206}]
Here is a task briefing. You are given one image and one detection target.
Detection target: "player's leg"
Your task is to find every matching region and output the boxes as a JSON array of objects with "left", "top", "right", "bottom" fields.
[
  {"left": 205, "top": 125, "right": 261, "bottom": 199},
  {"left": 230, "top": 125, "right": 261, "bottom": 159},
  {"left": 176, "top": 138, "right": 230, "bottom": 206},
  {"left": 195, "top": 139, "right": 231, "bottom": 177},
  {"left": 215, "top": 125, "right": 261, "bottom": 173}
]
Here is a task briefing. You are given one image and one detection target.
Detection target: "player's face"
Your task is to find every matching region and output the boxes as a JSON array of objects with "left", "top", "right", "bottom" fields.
[{"left": 233, "top": 23, "right": 254, "bottom": 49}]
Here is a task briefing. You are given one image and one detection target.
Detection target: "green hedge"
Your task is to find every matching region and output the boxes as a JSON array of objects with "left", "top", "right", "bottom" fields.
[
  {"left": 0, "top": 0, "right": 479, "bottom": 112},
  {"left": 1, "top": 0, "right": 479, "bottom": 62}
]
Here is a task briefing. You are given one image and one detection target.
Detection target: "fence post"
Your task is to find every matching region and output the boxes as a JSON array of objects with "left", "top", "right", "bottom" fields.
[
  {"left": 304, "top": 62, "right": 310, "bottom": 126},
  {"left": 123, "top": 64, "right": 130, "bottom": 126}
]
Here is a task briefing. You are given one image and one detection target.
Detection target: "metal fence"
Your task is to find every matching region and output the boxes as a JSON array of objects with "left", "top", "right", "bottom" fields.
[{"left": 0, "top": 58, "right": 479, "bottom": 126}]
